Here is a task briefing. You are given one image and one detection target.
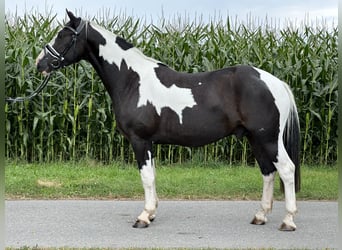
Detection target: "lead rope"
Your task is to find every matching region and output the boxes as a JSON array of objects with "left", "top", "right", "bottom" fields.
[{"left": 5, "top": 73, "right": 52, "bottom": 103}]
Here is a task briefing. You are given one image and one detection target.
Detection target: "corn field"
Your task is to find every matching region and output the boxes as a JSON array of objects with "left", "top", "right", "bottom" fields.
[{"left": 5, "top": 12, "right": 338, "bottom": 165}]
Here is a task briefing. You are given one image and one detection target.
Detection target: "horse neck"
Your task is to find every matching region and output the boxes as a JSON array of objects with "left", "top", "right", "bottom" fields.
[{"left": 85, "top": 23, "right": 160, "bottom": 97}]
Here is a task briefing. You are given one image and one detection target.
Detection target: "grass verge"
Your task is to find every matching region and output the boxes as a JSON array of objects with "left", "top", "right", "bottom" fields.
[{"left": 5, "top": 161, "right": 337, "bottom": 200}]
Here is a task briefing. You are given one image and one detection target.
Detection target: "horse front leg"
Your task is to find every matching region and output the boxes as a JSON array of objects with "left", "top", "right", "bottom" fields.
[
  {"left": 135, "top": 150, "right": 158, "bottom": 228},
  {"left": 131, "top": 139, "right": 158, "bottom": 228}
]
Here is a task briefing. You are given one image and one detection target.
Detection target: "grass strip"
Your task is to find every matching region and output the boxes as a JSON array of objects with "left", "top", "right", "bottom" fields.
[{"left": 5, "top": 161, "right": 337, "bottom": 200}]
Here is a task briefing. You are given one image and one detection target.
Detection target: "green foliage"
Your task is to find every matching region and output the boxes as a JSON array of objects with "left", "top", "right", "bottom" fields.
[{"left": 5, "top": 12, "right": 338, "bottom": 165}]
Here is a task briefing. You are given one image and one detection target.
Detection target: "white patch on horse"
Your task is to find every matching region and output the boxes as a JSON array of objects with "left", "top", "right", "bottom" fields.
[
  {"left": 253, "top": 172, "right": 275, "bottom": 223},
  {"left": 261, "top": 172, "right": 275, "bottom": 212},
  {"left": 93, "top": 24, "right": 197, "bottom": 124},
  {"left": 274, "top": 143, "right": 297, "bottom": 215},
  {"left": 35, "top": 35, "right": 57, "bottom": 75},
  {"left": 198, "top": 82, "right": 202, "bottom": 85},
  {"left": 138, "top": 150, "right": 158, "bottom": 224},
  {"left": 254, "top": 68, "right": 295, "bottom": 159},
  {"left": 254, "top": 68, "right": 290, "bottom": 130},
  {"left": 35, "top": 49, "right": 45, "bottom": 66}
]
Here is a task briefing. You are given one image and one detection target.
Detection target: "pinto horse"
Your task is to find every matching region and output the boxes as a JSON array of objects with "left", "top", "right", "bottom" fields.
[{"left": 36, "top": 10, "right": 300, "bottom": 231}]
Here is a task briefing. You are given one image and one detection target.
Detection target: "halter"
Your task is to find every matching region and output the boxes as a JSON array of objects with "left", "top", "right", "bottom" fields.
[{"left": 44, "top": 20, "right": 88, "bottom": 69}]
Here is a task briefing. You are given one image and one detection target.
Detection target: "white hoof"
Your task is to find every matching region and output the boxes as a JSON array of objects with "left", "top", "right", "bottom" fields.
[
  {"left": 279, "top": 213, "right": 296, "bottom": 231},
  {"left": 251, "top": 211, "right": 268, "bottom": 225}
]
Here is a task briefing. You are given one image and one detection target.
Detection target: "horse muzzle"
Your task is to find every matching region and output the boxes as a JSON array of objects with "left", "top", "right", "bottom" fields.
[{"left": 36, "top": 58, "right": 52, "bottom": 76}]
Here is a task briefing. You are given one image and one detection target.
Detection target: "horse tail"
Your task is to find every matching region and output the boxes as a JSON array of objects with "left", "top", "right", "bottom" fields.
[{"left": 281, "top": 83, "right": 301, "bottom": 193}]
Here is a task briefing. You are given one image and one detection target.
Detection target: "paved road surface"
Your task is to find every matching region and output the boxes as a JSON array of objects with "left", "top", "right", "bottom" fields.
[{"left": 6, "top": 200, "right": 337, "bottom": 249}]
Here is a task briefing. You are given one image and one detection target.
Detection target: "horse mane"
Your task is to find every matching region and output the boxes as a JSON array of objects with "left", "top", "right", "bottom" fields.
[
  {"left": 90, "top": 22, "right": 164, "bottom": 66},
  {"left": 115, "top": 36, "right": 133, "bottom": 50}
]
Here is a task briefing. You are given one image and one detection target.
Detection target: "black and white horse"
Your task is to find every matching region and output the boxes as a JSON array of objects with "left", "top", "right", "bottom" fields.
[{"left": 36, "top": 11, "right": 300, "bottom": 231}]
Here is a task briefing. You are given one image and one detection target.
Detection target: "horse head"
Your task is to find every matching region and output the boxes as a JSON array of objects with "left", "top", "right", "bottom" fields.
[{"left": 36, "top": 10, "right": 88, "bottom": 75}]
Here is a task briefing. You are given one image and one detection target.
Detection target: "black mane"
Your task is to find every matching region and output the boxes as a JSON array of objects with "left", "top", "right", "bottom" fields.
[{"left": 115, "top": 36, "right": 133, "bottom": 50}]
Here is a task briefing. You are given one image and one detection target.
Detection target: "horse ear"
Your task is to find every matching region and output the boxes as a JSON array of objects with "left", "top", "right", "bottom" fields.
[{"left": 66, "top": 9, "right": 78, "bottom": 23}]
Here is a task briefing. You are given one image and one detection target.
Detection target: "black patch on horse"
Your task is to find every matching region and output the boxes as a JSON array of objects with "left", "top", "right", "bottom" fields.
[{"left": 116, "top": 36, "right": 133, "bottom": 50}]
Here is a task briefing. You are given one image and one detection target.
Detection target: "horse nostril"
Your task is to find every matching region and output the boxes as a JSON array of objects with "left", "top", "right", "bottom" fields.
[{"left": 36, "top": 60, "right": 49, "bottom": 74}]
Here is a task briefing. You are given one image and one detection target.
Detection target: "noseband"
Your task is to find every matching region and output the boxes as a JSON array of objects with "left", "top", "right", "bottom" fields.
[{"left": 44, "top": 20, "right": 88, "bottom": 69}]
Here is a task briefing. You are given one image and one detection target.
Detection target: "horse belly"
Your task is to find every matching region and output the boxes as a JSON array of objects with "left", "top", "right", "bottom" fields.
[{"left": 154, "top": 111, "right": 232, "bottom": 147}]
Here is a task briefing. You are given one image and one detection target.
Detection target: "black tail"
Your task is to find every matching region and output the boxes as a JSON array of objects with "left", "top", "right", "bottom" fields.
[{"left": 281, "top": 87, "right": 301, "bottom": 193}]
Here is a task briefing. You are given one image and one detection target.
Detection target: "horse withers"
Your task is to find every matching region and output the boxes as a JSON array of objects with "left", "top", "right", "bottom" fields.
[{"left": 36, "top": 10, "right": 300, "bottom": 231}]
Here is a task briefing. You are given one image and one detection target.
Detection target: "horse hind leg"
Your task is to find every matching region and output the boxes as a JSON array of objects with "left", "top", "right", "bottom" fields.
[
  {"left": 249, "top": 136, "right": 297, "bottom": 231},
  {"left": 274, "top": 144, "right": 297, "bottom": 231}
]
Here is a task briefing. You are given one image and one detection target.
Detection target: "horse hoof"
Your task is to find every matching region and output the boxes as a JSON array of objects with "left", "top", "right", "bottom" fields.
[
  {"left": 279, "top": 222, "right": 296, "bottom": 231},
  {"left": 132, "top": 219, "right": 149, "bottom": 228},
  {"left": 251, "top": 216, "right": 266, "bottom": 225}
]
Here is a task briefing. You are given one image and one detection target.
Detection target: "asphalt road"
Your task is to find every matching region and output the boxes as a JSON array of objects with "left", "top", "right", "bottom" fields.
[{"left": 6, "top": 200, "right": 337, "bottom": 249}]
